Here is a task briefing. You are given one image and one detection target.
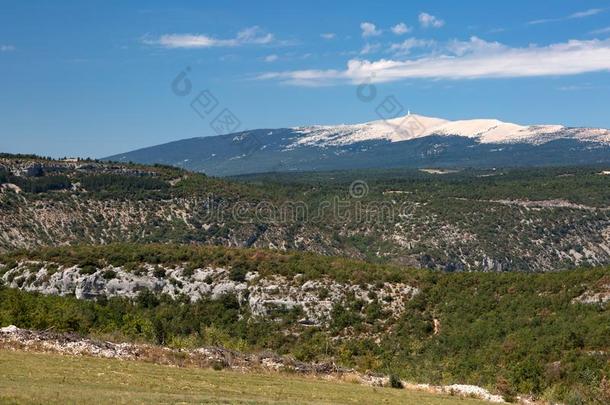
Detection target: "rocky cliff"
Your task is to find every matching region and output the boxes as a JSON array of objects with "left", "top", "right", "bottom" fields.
[{"left": 1, "top": 260, "right": 418, "bottom": 327}]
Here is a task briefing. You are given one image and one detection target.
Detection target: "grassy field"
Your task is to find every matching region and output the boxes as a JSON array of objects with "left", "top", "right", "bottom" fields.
[{"left": 0, "top": 350, "right": 488, "bottom": 404}]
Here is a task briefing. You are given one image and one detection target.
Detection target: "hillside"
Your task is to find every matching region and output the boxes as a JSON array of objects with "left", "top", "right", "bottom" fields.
[
  {"left": 0, "top": 350, "right": 489, "bottom": 404},
  {"left": 1, "top": 156, "right": 609, "bottom": 402},
  {"left": 1, "top": 244, "right": 609, "bottom": 403},
  {"left": 103, "top": 114, "right": 610, "bottom": 176},
  {"left": 1, "top": 155, "right": 610, "bottom": 272}
]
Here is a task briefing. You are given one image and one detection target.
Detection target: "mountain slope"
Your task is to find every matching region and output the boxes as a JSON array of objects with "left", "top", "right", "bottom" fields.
[
  {"left": 2, "top": 244, "right": 610, "bottom": 403},
  {"left": 2, "top": 155, "right": 610, "bottom": 272},
  {"left": 104, "top": 114, "right": 610, "bottom": 176}
]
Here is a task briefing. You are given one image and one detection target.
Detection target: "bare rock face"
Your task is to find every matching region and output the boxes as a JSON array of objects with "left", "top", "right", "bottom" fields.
[
  {"left": 572, "top": 277, "right": 610, "bottom": 305},
  {"left": 5, "top": 264, "right": 235, "bottom": 302},
  {"left": 0, "top": 325, "right": 18, "bottom": 333},
  {"left": 1, "top": 261, "right": 419, "bottom": 326}
]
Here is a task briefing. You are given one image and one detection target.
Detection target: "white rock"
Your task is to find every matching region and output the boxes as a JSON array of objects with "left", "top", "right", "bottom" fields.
[
  {"left": 0, "top": 325, "right": 19, "bottom": 333},
  {"left": 445, "top": 384, "right": 505, "bottom": 403},
  {"left": 1, "top": 262, "right": 420, "bottom": 326}
]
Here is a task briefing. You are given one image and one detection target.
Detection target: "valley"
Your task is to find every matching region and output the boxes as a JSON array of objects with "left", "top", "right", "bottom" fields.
[{"left": 1, "top": 155, "right": 610, "bottom": 403}]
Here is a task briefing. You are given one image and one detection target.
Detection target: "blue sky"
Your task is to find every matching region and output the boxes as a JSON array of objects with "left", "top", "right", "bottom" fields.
[{"left": 1, "top": 0, "right": 610, "bottom": 158}]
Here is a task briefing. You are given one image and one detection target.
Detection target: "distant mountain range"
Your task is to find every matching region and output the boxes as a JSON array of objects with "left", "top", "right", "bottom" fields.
[{"left": 104, "top": 114, "right": 610, "bottom": 176}]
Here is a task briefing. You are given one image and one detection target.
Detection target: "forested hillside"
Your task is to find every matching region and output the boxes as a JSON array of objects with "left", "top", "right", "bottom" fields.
[
  {"left": 1, "top": 155, "right": 609, "bottom": 272},
  {"left": 2, "top": 155, "right": 610, "bottom": 402},
  {"left": 1, "top": 244, "right": 609, "bottom": 403}
]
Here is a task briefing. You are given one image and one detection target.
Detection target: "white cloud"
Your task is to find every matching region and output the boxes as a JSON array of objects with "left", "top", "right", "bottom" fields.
[
  {"left": 389, "top": 38, "right": 435, "bottom": 55},
  {"left": 529, "top": 8, "right": 604, "bottom": 25},
  {"left": 264, "top": 54, "right": 278, "bottom": 62},
  {"left": 235, "top": 26, "right": 274, "bottom": 44},
  {"left": 557, "top": 84, "right": 594, "bottom": 91},
  {"left": 419, "top": 12, "right": 444, "bottom": 28},
  {"left": 571, "top": 8, "right": 604, "bottom": 18},
  {"left": 0, "top": 45, "right": 15, "bottom": 52},
  {"left": 144, "top": 26, "right": 274, "bottom": 48},
  {"left": 391, "top": 23, "right": 412, "bottom": 35},
  {"left": 320, "top": 33, "right": 336, "bottom": 40},
  {"left": 259, "top": 38, "right": 610, "bottom": 85},
  {"left": 488, "top": 28, "right": 506, "bottom": 34},
  {"left": 446, "top": 36, "right": 505, "bottom": 56},
  {"left": 591, "top": 27, "right": 610, "bottom": 35},
  {"left": 150, "top": 34, "right": 230, "bottom": 48},
  {"left": 360, "top": 43, "right": 381, "bottom": 55},
  {"left": 360, "top": 22, "right": 381, "bottom": 38}
]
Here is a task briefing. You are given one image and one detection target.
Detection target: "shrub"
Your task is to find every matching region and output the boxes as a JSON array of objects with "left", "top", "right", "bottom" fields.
[
  {"left": 153, "top": 267, "right": 166, "bottom": 278},
  {"left": 330, "top": 303, "right": 362, "bottom": 331},
  {"left": 169, "top": 277, "right": 183, "bottom": 288},
  {"left": 11, "top": 175, "right": 71, "bottom": 193},
  {"left": 4, "top": 261, "right": 18, "bottom": 270},
  {"left": 389, "top": 374, "right": 404, "bottom": 389},
  {"left": 131, "top": 265, "right": 146, "bottom": 276},
  {"left": 229, "top": 266, "right": 247, "bottom": 282},
  {"left": 136, "top": 289, "right": 159, "bottom": 309},
  {"left": 212, "top": 361, "right": 225, "bottom": 371},
  {"left": 79, "top": 265, "right": 97, "bottom": 275},
  {"left": 496, "top": 377, "right": 517, "bottom": 402},
  {"left": 0, "top": 261, "right": 17, "bottom": 277},
  {"left": 6, "top": 272, "right": 17, "bottom": 283},
  {"left": 167, "top": 334, "right": 199, "bottom": 350},
  {"left": 46, "top": 264, "right": 59, "bottom": 275},
  {"left": 102, "top": 270, "right": 117, "bottom": 280},
  {"left": 182, "top": 265, "right": 196, "bottom": 279}
]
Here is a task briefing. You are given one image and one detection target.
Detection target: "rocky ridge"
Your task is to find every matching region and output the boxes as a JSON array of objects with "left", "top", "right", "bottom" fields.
[{"left": 0, "top": 261, "right": 419, "bottom": 326}]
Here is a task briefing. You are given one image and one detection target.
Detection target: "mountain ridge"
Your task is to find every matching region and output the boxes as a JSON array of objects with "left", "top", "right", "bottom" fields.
[
  {"left": 104, "top": 114, "right": 610, "bottom": 176},
  {"left": 288, "top": 113, "right": 609, "bottom": 146}
]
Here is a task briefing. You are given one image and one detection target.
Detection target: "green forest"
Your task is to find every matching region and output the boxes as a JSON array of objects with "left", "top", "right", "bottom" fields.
[{"left": 1, "top": 244, "right": 609, "bottom": 403}]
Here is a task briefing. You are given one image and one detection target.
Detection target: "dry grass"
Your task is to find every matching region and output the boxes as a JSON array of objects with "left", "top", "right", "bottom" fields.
[{"left": 0, "top": 349, "right": 489, "bottom": 404}]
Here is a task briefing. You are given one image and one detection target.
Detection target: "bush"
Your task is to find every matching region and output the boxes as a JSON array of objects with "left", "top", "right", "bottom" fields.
[
  {"left": 4, "top": 261, "right": 18, "bottom": 270},
  {"left": 10, "top": 175, "right": 71, "bottom": 193},
  {"left": 79, "top": 265, "right": 97, "bottom": 275},
  {"left": 46, "top": 264, "right": 59, "bottom": 275},
  {"left": 229, "top": 266, "right": 247, "bottom": 282},
  {"left": 153, "top": 267, "right": 166, "bottom": 278},
  {"left": 102, "top": 270, "right": 117, "bottom": 280},
  {"left": 0, "top": 261, "right": 17, "bottom": 277},
  {"left": 212, "top": 361, "right": 225, "bottom": 371},
  {"left": 389, "top": 374, "right": 403, "bottom": 389},
  {"left": 182, "top": 265, "right": 196, "bottom": 279}
]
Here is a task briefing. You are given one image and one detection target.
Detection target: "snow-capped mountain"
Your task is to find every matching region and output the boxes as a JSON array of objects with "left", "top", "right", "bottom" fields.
[
  {"left": 291, "top": 114, "right": 610, "bottom": 147},
  {"left": 105, "top": 114, "right": 610, "bottom": 176}
]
